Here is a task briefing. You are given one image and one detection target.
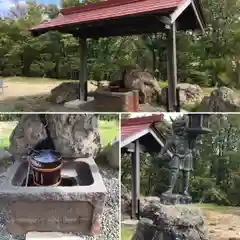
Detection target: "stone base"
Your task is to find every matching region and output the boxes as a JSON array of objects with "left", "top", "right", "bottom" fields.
[
  {"left": 160, "top": 193, "right": 192, "bottom": 205},
  {"left": 26, "top": 232, "right": 84, "bottom": 240},
  {"left": 64, "top": 98, "right": 94, "bottom": 109},
  {"left": 94, "top": 88, "right": 139, "bottom": 112}
]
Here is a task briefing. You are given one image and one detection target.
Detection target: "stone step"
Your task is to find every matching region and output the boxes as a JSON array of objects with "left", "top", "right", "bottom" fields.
[{"left": 25, "top": 232, "right": 84, "bottom": 240}]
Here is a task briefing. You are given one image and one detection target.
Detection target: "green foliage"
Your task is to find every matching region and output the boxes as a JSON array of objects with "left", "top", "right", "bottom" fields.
[
  {"left": 98, "top": 114, "right": 119, "bottom": 122},
  {"left": 0, "top": 0, "right": 239, "bottom": 88}
]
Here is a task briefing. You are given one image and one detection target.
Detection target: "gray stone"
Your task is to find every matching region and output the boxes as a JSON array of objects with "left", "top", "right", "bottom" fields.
[
  {"left": 0, "top": 149, "right": 13, "bottom": 175},
  {"left": 106, "top": 138, "right": 119, "bottom": 168},
  {"left": 121, "top": 192, "right": 132, "bottom": 215},
  {"left": 8, "top": 115, "right": 48, "bottom": 159},
  {"left": 161, "top": 83, "right": 203, "bottom": 106},
  {"left": 198, "top": 87, "right": 240, "bottom": 112},
  {"left": 121, "top": 66, "right": 161, "bottom": 104},
  {"left": 132, "top": 198, "right": 209, "bottom": 240},
  {"left": 0, "top": 157, "right": 106, "bottom": 237},
  {"left": 47, "top": 114, "right": 101, "bottom": 158},
  {"left": 8, "top": 114, "right": 101, "bottom": 160},
  {"left": 160, "top": 193, "right": 192, "bottom": 205},
  {"left": 49, "top": 82, "right": 79, "bottom": 104}
]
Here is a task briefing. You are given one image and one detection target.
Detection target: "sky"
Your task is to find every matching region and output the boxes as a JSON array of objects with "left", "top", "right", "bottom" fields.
[{"left": 0, "top": 0, "right": 60, "bottom": 13}]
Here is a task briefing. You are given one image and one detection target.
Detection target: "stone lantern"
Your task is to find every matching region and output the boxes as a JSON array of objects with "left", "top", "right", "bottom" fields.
[
  {"left": 188, "top": 114, "right": 211, "bottom": 134},
  {"left": 187, "top": 114, "right": 212, "bottom": 148}
]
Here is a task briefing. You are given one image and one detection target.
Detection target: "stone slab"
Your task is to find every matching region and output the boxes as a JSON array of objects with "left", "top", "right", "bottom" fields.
[
  {"left": 0, "top": 157, "right": 107, "bottom": 236},
  {"left": 64, "top": 98, "right": 94, "bottom": 109},
  {"left": 26, "top": 232, "right": 84, "bottom": 240}
]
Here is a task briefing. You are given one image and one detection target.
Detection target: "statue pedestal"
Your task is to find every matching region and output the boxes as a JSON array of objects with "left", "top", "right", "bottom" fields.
[{"left": 160, "top": 193, "right": 192, "bottom": 205}]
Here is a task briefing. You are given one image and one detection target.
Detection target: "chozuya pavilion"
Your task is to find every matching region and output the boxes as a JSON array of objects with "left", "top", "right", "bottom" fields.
[{"left": 30, "top": 0, "right": 205, "bottom": 112}]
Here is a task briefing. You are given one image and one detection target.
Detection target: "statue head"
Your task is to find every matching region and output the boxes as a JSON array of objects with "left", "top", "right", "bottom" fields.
[{"left": 171, "top": 116, "right": 188, "bottom": 135}]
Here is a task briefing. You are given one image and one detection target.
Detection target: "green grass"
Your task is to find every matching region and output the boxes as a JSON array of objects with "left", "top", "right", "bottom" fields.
[
  {"left": 0, "top": 136, "right": 10, "bottom": 149},
  {"left": 99, "top": 120, "right": 119, "bottom": 148},
  {"left": 121, "top": 226, "right": 135, "bottom": 240},
  {"left": 159, "top": 80, "right": 214, "bottom": 97},
  {"left": 159, "top": 80, "right": 168, "bottom": 88},
  {"left": 195, "top": 203, "right": 240, "bottom": 215}
]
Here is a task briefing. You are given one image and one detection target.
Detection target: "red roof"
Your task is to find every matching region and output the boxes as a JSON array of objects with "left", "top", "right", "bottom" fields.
[
  {"left": 31, "top": 0, "right": 184, "bottom": 31},
  {"left": 121, "top": 115, "right": 164, "bottom": 141}
]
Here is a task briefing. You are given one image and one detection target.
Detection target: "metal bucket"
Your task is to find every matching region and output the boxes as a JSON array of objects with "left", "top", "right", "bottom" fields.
[{"left": 29, "top": 150, "right": 63, "bottom": 186}]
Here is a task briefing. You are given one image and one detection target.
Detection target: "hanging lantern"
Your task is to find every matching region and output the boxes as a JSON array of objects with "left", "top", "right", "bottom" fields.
[{"left": 187, "top": 114, "right": 211, "bottom": 135}]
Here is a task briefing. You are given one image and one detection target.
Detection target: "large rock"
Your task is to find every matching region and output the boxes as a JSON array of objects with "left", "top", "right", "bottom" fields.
[
  {"left": 198, "top": 87, "right": 240, "bottom": 112},
  {"left": 161, "top": 83, "right": 203, "bottom": 106},
  {"left": 0, "top": 149, "right": 13, "bottom": 175},
  {"left": 132, "top": 197, "right": 209, "bottom": 240},
  {"left": 8, "top": 114, "right": 101, "bottom": 159},
  {"left": 49, "top": 82, "right": 79, "bottom": 104},
  {"left": 8, "top": 115, "right": 48, "bottom": 159},
  {"left": 106, "top": 136, "right": 119, "bottom": 168},
  {"left": 122, "top": 66, "right": 161, "bottom": 104}
]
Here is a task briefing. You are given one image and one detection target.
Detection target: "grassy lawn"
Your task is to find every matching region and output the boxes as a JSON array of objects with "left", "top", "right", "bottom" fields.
[
  {"left": 195, "top": 203, "right": 240, "bottom": 215},
  {"left": 2, "top": 76, "right": 69, "bottom": 84},
  {"left": 121, "top": 226, "right": 135, "bottom": 240},
  {"left": 99, "top": 119, "right": 119, "bottom": 148},
  {"left": 0, "top": 136, "right": 10, "bottom": 149}
]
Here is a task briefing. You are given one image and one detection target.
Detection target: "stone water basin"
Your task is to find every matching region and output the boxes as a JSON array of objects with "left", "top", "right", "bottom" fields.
[{"left": 0, "top": 157, "right": 107, "bottom": 237}]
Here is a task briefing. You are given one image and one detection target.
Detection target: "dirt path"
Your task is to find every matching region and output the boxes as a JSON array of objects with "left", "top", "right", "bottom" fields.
[
  {"left": 0, "top": 80, "right": 59, "bottom": 99},
  {"left": 203, "top": 209, "right": 240, "bottom": 240},
  {"left": 0, "top": 79, "right": 99, "bottom": 112},
  {"left": 0, "top": 78, "right": 168, "bottom": 112}
]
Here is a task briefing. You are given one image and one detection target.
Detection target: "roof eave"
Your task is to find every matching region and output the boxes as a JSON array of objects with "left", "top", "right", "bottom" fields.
[
  {"left": 169, "top": 0, "right": 206, "bottom": 32},
  {"left": 191, "top": 0, "right": 206, "bottom": 33}
]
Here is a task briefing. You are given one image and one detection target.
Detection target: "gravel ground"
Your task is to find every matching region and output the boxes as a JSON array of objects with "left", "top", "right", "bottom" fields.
[{"left": 0, "top": 165, "right": 119, "bottom": 240}]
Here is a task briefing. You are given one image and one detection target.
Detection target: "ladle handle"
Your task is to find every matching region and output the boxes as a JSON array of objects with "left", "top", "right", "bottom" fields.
[{"left": 25, "top": 157, "right": 31, "bottom": 187}]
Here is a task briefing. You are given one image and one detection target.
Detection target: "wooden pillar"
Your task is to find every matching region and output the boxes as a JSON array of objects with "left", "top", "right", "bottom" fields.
[
  {"left": 167, "top": 21, "right": 177, "bottom": 112},
  {"left": 79, "top": 38, "right": 88, "bottom": 101},
  {"left": 131, "top": 140, "right": 140, "bottom": 220}
]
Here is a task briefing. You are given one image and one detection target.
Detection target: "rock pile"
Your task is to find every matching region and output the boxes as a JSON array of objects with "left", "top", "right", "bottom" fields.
[
  {"left": 132, "top": 196, "right": 209, "bottom": 240},
  {"left": 161, "top": 83, "right": 203, "bottom": 106},
  {"left": 199, "top": 87, "right": 240, "bottom": 112}
]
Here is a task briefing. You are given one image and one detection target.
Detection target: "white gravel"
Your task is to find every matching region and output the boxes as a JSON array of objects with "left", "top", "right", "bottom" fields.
[{"left": 0, "top": 166, "right": 119, "bottom": 240}]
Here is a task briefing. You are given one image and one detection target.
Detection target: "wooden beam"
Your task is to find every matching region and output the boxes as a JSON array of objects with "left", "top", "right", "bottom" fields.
[
  {"left": 166, "top": 21, "right": 177, "bottom": 112},
  {"left": 131, "top": 140, "right": 140, "bottom": 220},
  {"left": 170, "top": 0, "right": 191, "bottom": 24},
  {"left": 191, "top": 1, "right": 205, "bottom": 33},
  {"left": 79, "top": 38, "right": 88, "bottom": 101}
]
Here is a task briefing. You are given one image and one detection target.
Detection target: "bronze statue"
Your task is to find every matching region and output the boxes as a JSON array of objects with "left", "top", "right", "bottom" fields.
[{"left": 160, "top": 116, "right": 193, "bottom": 196}]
